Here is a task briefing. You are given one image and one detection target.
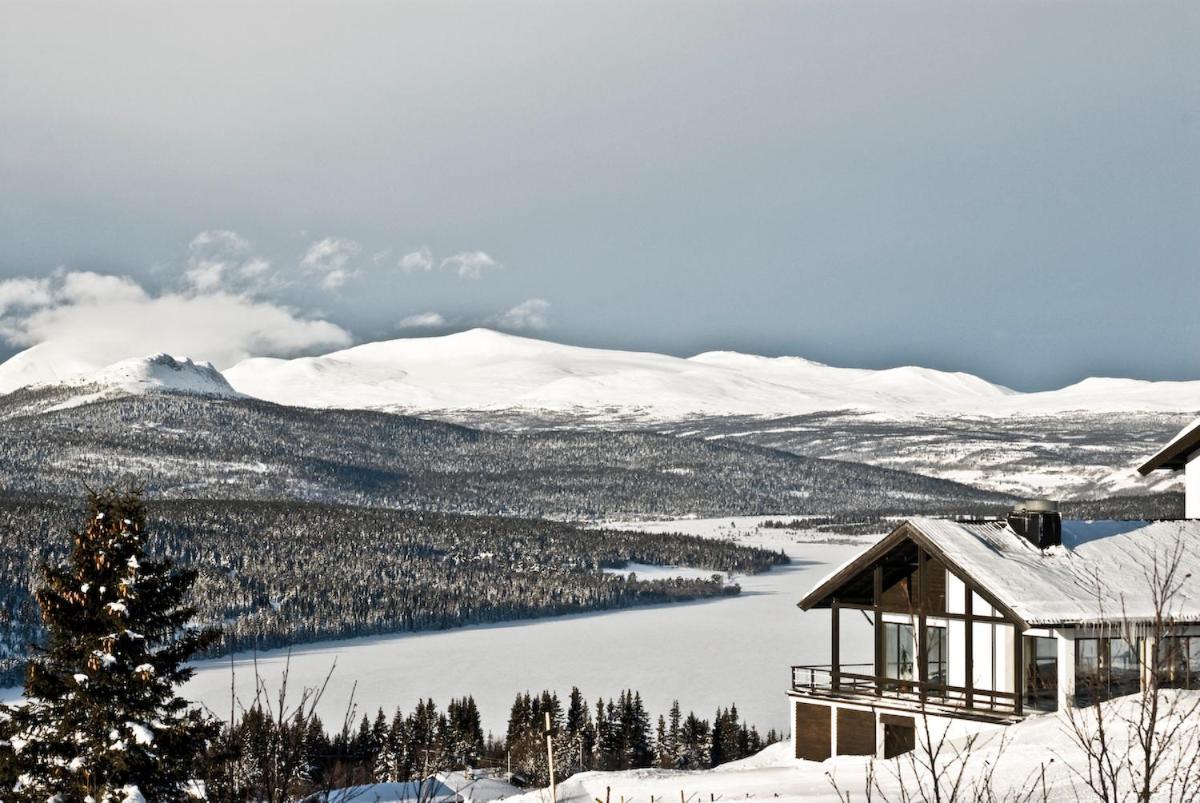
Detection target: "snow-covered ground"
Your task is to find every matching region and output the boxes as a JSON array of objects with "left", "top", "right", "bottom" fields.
[
  {"left": 494, "top": 691, "right": 1200, "bottom": 803},
  {"left": 165, "top": 519, "right": 877, "bottom": 737}
]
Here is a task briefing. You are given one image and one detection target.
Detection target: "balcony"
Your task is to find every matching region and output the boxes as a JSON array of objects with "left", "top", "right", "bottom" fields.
[{"left": 790, "top": 664, "right": 1022, "bottom": 717}]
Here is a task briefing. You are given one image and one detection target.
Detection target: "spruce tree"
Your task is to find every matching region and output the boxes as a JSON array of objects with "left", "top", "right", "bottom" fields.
[{"left": 0, "top": 490, "right": 217, "bottom": 802}]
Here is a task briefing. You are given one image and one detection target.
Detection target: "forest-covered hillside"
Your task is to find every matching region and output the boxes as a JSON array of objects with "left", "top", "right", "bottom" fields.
[
  {"left": 0, "top": 495, "right": 788, "bottom": 685},
  {"left": 0, "top": 388, "right": 1015, "bottom": 519}
]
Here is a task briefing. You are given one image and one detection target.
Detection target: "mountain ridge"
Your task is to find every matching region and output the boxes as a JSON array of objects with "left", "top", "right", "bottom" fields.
[{"left": 5, "top": 328, "right": 1195, "bottom": 419}]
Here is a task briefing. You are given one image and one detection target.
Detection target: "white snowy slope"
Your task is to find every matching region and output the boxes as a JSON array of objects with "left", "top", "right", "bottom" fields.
[
  {"left": 4, "top": 353, "right": 240, "bottom": 402},
  {"left": 0, "top": 340, "right": 108, "bottom": 394},
  {"left": 219, "top": 328, "right": 1200, "bottom": 418}
]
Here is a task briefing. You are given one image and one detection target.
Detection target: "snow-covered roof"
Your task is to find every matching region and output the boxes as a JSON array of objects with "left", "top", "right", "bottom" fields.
[
  {"left": 1139, "top": 414, "right": 1200, "bottom": 473},
  {"left": 802, "top": 517, "right": 1200, "bottom": 627}
]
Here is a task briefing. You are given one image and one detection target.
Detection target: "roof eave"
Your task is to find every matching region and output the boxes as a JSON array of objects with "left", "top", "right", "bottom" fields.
[
  {"left": 796, "top": 519, "right": 1032, "bottom": 631},
  {"left": 1138, "top": 424, "right": 1200, "bottom": 475}
]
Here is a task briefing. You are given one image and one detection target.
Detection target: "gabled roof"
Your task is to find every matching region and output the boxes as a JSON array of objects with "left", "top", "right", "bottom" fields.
[
  {"left": 800, "top": 517, "right": 1200, "bottom": 628},
  {"left": 1139, "top": 415, "right": 1200, "bottom": 474}
]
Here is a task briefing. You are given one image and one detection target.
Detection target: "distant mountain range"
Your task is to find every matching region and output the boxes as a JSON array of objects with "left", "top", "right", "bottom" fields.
[
  {"left": 4, "top": 328, "right": 1199, "bottom": 417},
  {"left": 0, "top": 329, "right": 1195, "bottom": 500}
]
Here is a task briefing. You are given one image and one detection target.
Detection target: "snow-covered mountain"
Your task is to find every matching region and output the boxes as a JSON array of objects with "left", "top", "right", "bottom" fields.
[
  {"left": 1, "top": 330, "right": 1194, "bottom": 499},
  {"left": 58, "top": 353, "right": 239, "bottom": 397},
  {"left": 0, "top": 353, "right": 240, "bottom": 415},
  {"left": 218, "top": 328, "right": 1198, "bottom": 418},
  {"left": 4, "top": 329, "right": 1196, "bottom": 418}
]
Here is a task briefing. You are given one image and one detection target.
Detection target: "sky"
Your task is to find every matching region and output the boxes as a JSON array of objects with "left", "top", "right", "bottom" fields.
[{"left": 0, "top": 0, "right": 1197, "bottom": 391}]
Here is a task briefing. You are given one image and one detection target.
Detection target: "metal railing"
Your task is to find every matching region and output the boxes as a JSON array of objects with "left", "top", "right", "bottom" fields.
[{"left": 791, "top": 664, "right": 1021, "bottom": 715}]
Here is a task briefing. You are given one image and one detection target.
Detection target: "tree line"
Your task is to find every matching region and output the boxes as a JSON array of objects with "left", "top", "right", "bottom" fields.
[{"left": 192, "top": 686, "right": 781, "bottom": 799}]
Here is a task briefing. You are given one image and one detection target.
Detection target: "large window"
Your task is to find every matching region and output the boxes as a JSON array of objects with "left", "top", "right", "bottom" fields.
[
  {"left": 926, "top": 625, "right": 948, "bottom": 688},
  {"left": 1023, "top": 636, "right": 1058, "bottom": 712},
  {"left": 884, "top": 622, "right": 914, "bottom": 681},
  {"left": 1158, "top": 636, "right": 1200, "bottom": 690},
  {"left": 1075, "top": 637, "right": 1142, "bottom": 706}
]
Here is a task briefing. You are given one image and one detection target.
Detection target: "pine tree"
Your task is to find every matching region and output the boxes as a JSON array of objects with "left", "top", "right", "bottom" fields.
[
  {"left": 665, "top": 700, "right": 683, "bottom": 768},
  {"left": 0, "top": 491, "right": 218, "bottom": 801}
]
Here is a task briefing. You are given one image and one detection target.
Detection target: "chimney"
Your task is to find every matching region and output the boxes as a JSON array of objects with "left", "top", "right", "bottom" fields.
[{"left": 1007, "top": 499, "right": 1062, "bottom": 550}]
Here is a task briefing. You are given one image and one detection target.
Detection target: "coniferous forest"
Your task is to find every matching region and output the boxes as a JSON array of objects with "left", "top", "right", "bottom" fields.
[{"left": 0, "top": 494, "right": 787, "bottom": 685}]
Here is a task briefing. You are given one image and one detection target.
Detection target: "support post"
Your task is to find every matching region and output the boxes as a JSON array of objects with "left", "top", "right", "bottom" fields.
[
  {"left": 831, "top": 597, "right": 841, "bottom": 691},
  {"left": 1013, "top": 629, "right": 1024, "bottom": 716},
  {"left": 874, "top": 565, "right": 884, "bottom": 696},
  {"left": 964, "top": 587, "right": 974, "bottom": 709},
  {"left": 545, "top": 711, "right": 557, "bottom": 803},
  {"left": 1058, "top": 632, "right": 1075, "bottom": 711},
  {"left": 917, "top": 549, "right": 927, "bottom": 702}
]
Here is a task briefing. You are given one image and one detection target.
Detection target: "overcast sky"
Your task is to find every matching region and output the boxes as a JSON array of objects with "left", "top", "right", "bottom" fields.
[{"left": 1, "top": 0, "right": 1196, "bottom": 390}]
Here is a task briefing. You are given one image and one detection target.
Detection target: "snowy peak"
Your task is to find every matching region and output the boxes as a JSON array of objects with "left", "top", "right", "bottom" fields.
[
  {"left": 4, "top": 354, "right": 242, "bottom": 407},
  {"left": 74, "top": 354, "right": 241, "bottom": 398}
]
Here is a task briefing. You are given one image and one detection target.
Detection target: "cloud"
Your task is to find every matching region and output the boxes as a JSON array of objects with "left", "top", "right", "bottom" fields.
[
  {"left": 490, "top": 298, "right": 550, "bottom": 331},
  {"left": 398, "top": 311, "right": 447, "bottom": 329},
  {"left": 399, "top": 247, "right": 434, "bottom": 273},
  {"left": 440, "top": 250, "right": 500, "bottom": 280},
  {"left": 0, "top": 277, "right": 54, "bottom": 315},
  {"left": 301, "top": 236, "right": 362, "bottom": 290},
  {"left": 59, "top": 271, "right": 148, "bottom": 305},
  {"left": 185, "top": 229, "right": 272, "bottom": 293},
  {"left": 0, "top": 271, "right": 352, "bottom": 377}
]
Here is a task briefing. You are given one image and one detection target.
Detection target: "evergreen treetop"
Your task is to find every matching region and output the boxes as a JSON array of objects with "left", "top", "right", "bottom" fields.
[{"left": 0, "top": 491, "right": 217, "bottom": 802}]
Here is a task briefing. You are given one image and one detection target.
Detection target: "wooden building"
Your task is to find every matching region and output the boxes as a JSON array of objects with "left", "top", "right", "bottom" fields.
[
  {"left": 787, "top": 504, "right": 1200, "bottom": 761},
  {"left": 1139, "top": 414, "right": 1200, "bottom": 517}
]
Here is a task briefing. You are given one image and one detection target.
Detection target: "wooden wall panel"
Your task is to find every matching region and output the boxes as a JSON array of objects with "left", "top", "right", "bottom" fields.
[
  {"left": 836, "top": 707, "right": 875, "bottom": 756},
  {"left": 882, "top": 715, "right": 916, "bottom": 759},
  {"left": 794, "top": 701, "right": 831, "bottom": 762}
]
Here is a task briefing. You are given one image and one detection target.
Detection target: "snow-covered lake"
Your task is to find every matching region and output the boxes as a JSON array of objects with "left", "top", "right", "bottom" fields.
[
  {"left": 1, "top": 519, "right": 877, "bottom": 737},
  {"left": 600, "top": 561, "right": 727, "bottom": 583},
  {"left": 183, "top": 519, "right": 875, "bottom": 736}
]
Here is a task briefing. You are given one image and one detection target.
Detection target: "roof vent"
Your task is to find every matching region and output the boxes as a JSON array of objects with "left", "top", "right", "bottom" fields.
[{"left": 1007, "top": 500, "right": 1061, "bottom": 550}]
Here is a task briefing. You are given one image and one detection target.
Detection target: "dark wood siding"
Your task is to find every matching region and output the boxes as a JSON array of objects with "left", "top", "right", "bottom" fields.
[
  {"left": 880, "top": 573, "right": 914, "bottom": 610},
  {"left": 883, "top": 716, "right": 916, "bottom": 759},
  {"left": 836, "top": 708, "right": 875, "bottom": 756},
  {"left": 794, "top": 701, "right": 831, "bottom": 762},
  {"left": 924, "top": 558, "right": 946, "bottom": 614}
]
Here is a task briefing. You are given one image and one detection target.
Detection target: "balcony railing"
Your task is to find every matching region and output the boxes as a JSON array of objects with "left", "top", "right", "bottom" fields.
[{"left": 791, "top": 664, "right": 1021, "bottom": 715}]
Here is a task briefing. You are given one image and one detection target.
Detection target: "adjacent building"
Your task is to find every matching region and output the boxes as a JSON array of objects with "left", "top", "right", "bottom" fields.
[{"left": 788, "top": 423, "right": 1200, "bottom": 761}]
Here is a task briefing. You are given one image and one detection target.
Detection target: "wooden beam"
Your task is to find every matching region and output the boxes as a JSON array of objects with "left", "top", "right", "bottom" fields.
[
  {"left": 831, "top": 597, "right": 841, "bottom": 691},
  {"left": 1013, "top": 629, "right": 1024, "bottom": 716},
  {"left": 917, "top": 548, "right": 927, "bottom": 703},
  {"left": 964, "top": 588, "right": 974, "bottom": 709},
  {"left": 874, "top": 564, "right": 884, "bottom": 697}
]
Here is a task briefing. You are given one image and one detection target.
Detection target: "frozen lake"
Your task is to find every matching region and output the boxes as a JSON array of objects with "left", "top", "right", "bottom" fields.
[
  {"left": 2, "top": 519, "right": 877, "bottom": 737},
  {"left": 601, "top": 561, "right": 728, "bottom": 583},
  {"left": 180, "top": 519, "right": 875, "bottom": 736}
]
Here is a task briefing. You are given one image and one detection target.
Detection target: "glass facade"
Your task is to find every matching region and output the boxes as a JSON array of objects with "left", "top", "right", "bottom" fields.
[
  {"left": 884, "top": 622, "right": 914, "bottom": 681},
  {"left": 1023, "top": 636, "right": 1058, "bottom": 711},
  {"left": 1159, "top": 636, "right": 1200, "bottom": 690},
  {"left": 1075, "top": 637, "right": 1143, "bottom": 706},
  {"left": 926, "top": 625, "right": 948, "bottom": 687}
]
